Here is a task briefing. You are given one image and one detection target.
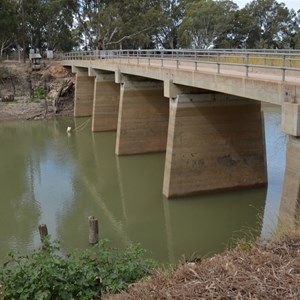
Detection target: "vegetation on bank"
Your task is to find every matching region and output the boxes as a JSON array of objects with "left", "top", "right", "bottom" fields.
[
  {"left": 1, "top": 231, "right": 300, "bottom": 299},
  {"left": 106, "top": 232, "right": 300, "bottom": 299},
  {"left": 0, "top": 238, "right": 156, "bottom": 300}
]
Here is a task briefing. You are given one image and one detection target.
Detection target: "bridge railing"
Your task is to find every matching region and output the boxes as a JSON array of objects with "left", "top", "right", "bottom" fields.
[{"left": 63, "top": 49, "right": 300, "bottom": 82}]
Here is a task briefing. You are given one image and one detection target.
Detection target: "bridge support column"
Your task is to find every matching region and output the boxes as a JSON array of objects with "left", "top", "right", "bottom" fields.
[
  {"left": 92, "top": 72, "right": 119, "bottom": 132},
  {"left": 163, "top": 94, "right": 267, "bottom": 198},
  {"left": 279, "top": 103, "right": 300, "bottom": 230},
  {"left": 115, "top": 77, "right": 169, "bottom": 155},
  {"left": 279, "top": 136, "right": 300, "bottom": 229},
  {"left": 73, "top": 67, "right": 94, "bottom": 117}
]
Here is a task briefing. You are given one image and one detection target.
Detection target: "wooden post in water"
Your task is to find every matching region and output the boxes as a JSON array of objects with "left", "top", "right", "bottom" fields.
[
  {"left": 38, "top": 224, "right": 49, "bottom": 249},
  {"left": 88, "top": 216, "right": 99, "bottom": 245}
]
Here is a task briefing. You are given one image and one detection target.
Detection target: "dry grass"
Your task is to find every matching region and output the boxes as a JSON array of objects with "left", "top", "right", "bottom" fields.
[
  {"left": 106, "top": 233, "right": 300, "bottom": 299},
  {"left": 198, "top": 54, "right": 300, "bottom": 68}
]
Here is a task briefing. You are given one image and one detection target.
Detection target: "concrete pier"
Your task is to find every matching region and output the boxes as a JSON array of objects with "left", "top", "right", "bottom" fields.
[
  {"left": 279, "top": 138, "right": 300, "bottom": 231},
  {"left": 92, "top": 71, "right": 120, "bottom": 132},
  {"left": 73, "top": 67, "right": 94, "bottom": 117},
  {"left": 163, "top": 94, "right": 267, "bottom": 198},
  {"left": 115, "top": 77, "right": 169, "bottom": 155},
  {"left": 278, "top": 102, "right": 300, "bottom": 230}
]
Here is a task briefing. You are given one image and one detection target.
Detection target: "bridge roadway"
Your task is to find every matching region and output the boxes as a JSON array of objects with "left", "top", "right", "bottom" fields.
[{"left": 63, "top": 50, "right": 300, "bottom": 230}]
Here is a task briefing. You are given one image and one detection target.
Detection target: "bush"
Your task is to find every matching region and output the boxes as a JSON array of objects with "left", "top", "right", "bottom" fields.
[
  {"left": 0, "top": 66, "right": 11, "bottom": 80},
  {"left": 33, "top": 86, "right": 47, "bottom": 100},
  {"left": 0, "top": 238, "right": 156, "bottom": 300}
]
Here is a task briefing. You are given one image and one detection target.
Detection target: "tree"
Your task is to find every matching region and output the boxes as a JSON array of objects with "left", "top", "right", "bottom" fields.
[
  {"left": 178, "top": 0, "right": 238, "bottom": 49},
  {"left": 18, "top": 0, "right": 75, "bottom": 53},
  {"left": 0, "top": 0, "right": 18, "bottom": 56},
  {"left": 240, "top": 0, "right": 297, "bottom": 48},
  {"left": 153, "top": 0, "right": 185, "bottom": 49}
]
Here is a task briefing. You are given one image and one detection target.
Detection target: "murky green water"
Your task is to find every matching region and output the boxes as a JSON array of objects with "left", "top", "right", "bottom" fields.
[{"left": 0, "top": 108, "right": 285, "bottom": 263}]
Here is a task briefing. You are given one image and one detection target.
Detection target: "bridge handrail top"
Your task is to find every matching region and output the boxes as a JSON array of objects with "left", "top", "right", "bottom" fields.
[
  {"left": 64, "top": 49, "right": 300, "bottom": 58},
  {"left": 63, "top": 49, "right": 300, "bottom": 81}
]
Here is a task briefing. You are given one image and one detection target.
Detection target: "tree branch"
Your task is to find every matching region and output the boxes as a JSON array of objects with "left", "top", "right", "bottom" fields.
[{"left": 106, "top": 26, "right": 153, "bottom": 45}]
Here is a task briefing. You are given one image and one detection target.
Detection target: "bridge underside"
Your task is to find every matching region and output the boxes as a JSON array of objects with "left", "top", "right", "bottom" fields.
[{"left": 72, "top": 67, "right": 268, "bottom": 198}]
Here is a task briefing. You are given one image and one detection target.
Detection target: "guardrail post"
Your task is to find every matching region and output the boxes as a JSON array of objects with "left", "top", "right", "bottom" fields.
[
  {"left": 194, "top": 61, "right": 197, "bottom": 71},
  {"left": 217, "top": 62, "right": 220, "bottom": 74},
  {"left": 282, "top": 67, "right": 286, "bottom": 81},
  {"left": 161, "top": 58, "right": 164, "bottom": 67},
  {"left": 148, "top": 58, "right": 150, "bottom": 66},
  {"left": 176, "top": 60, "right": 179, "bottom": 69},
  {"left": 282, "top": 55, "right": 286, "bottom": 81},
  {"left": 282, "top": 55, "right": 286, "bottom": 68}
]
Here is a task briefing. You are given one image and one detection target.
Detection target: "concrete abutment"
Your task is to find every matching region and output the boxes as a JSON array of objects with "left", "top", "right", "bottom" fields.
[{"left": 163, "top": 94, "right": 267, "bottom": 198}]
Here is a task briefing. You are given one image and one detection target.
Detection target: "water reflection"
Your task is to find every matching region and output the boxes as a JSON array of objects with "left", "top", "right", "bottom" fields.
[
  {"left": 261, "top": 107, "right": 287, "bottom": 237},
  {"left": 0, "top": 108, "right": 286, "bottom": 263},
  {"left": 64, "top": 123, "right": 266, "bottom": 263}
]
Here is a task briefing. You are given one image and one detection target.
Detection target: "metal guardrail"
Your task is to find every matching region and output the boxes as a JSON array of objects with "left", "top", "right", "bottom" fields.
[{"left": 63, "top": 49, "right": 300, "bottom": 82}]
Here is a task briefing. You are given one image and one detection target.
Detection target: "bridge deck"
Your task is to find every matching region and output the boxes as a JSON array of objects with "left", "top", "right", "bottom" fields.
[{"left": 63, "top": 57, "right": 300, "bottom": 105}]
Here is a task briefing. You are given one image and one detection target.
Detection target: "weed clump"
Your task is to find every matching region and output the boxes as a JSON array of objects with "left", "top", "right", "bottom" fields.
[{"left": 0, "top": 238, "right": 156, "bottom": 300}]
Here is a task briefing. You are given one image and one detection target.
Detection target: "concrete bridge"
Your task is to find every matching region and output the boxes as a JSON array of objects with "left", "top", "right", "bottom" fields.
[{"left": 62, "top": 49, "right": 300, "bottom": 222}]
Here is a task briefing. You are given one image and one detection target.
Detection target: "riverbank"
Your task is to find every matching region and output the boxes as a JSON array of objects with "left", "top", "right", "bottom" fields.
[
  {"left": 106, "top": 232, "right": 300, "bottom": 299},
  {"left": 0, "top": 99, "right": 73, "bottom": 122},
  {"left": 0, "top": 60, "right": 74, "bottom": 121}
]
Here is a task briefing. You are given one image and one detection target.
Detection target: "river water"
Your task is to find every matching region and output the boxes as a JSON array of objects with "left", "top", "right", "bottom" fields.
[{"left": 0, "top": 107, "right": 286, "bottom": 263}]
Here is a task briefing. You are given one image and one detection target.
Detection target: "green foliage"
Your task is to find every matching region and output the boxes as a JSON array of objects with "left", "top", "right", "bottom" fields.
[
  {"left": 2, "top": 0, "right": 300, "bottom": 51},
  {"left": 178, "top": 0, "right": 238, "bottom": 49},
  {"left": 0, "top": 238, "right": 156, "bottom": 299},
  {"left": 0, "top": 0, "right": 18, "bottom": 56},
  {"left": 33, "top": 86, "right": 47, "bottom": 100},
  {"left": 0, "top": 66, "right": 11, "bottom": 79}
]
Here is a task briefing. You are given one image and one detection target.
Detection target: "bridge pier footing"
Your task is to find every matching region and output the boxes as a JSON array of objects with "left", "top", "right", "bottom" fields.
[
  {"left": 73, "top": 67, "right": 94, "bottom": 117},
  {"left": 163, "top": 94, "right": 267, "bottom": 198},
  {"left": 115, "top": 78, "right": 169, "bottom": 155},
  {"left": 92, "top": 73, "right": 120, "bottom": 132}
]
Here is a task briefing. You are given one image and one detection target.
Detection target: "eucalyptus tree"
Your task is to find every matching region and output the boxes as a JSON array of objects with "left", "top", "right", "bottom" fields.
[
  {"left": 24, "top": 0, "right": 74, "bottom": 51},
  {"left": 153, "top": 0, "right": 185, "bottom": 49},
  {"left": 178, "top": 0, "right": 238, "bottom": 49},
  {"left": 69, "top": 0, "right": 162, "bottom": 49},
  {"left": 0, "top": 0, "right": 18, "bottom": 56},
  {"left": 240, "top": 0, "right": 297, "bottom": 48}
]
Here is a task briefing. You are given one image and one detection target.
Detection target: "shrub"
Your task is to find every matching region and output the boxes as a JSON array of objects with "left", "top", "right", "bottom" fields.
[
  {"left": 0, "top": 238, "right": 156, "bottom": 300},
  {"left": 33, "top": 86, "right": 47, "bottom": 100},
  {"left": 0, "top": 66, "right": 11, "bottom": 80}
]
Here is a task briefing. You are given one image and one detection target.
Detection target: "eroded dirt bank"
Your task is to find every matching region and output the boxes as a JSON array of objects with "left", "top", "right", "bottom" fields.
[{"left": 0, "top": 60, "right": 74, "bottom": 121}]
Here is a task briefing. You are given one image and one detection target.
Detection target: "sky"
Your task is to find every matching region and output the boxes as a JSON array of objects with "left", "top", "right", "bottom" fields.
[{"left": 235, "top": 0, "right": 300, "bottom": 11}]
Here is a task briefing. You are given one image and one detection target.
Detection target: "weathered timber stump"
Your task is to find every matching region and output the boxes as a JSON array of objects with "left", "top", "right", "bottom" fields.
[
  {"left": 88, "top": 216, "right": 99, "bottom": 245},
  {"left": 38, "top": 224, "right": 49, "bottom": 249}
]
